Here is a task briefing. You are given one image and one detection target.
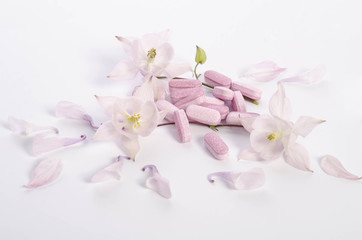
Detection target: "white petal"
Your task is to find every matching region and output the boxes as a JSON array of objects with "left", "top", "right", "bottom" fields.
[
  {"left": 250, "top": 130, "right": 284, "bottom": 160},
  {"left": 56, "top": 101, "right": 96, "bottom": 129},
  {"left": 91, "top": 156, "right": 127, "bottom": 182},
  {"left": 280, "top": 65, "right": 326, "bottom": 84},
  {"left": 252, "top": 114, "right": 278, "bottom": 132},
  {"left": 93, "top": 121, "right": 120, "bottom": 141},
  {"left": 25, "top": 158, "right": 63, "bottom": 189},
  {"left": 269, "top": 83, "right": 292, "bottom": 120},
  {"left": 107, "top": 60, "right": 138, "bottom": 80},
  {"left": 8, "top": 116, "right": 58, "bottom": 135},
  {"left": 238, "top": 147, "right": 265, "bottom": 161},
  {"left": 134, "top": 101, "right": 159, "bottom": 137},
  {"left": 243, "top": 61, "right": 286, "bottom": 82},
  {"left": 163, "top": 62, "right": 193, "bottom": 79},
  {"left": 118, "top": 135, "right": 140, "bottom": 160},
  {"left": 207, "top": 168, "right": 265, "bottom": 190},
  {"left": 293, "top": 116, "right": 325, "bottom": 137},
  {"left": 132, "top": 78, "right": 154, "bottom": 102},
  {"left": 151, "top": 76, "right": 167, "bottom": 101},
  {"left": 95, "top": 95, "right": 121, "bottom": 117},
  {"left": 320, "top": 155, "right": 361, "bottom": 180},
  {"left": 32, "top": 134, "right": 86, "bottom": 156},
  {"left": 142, "top": 165, "right": 171, "bottom": 199},
  {"left": 283, "top": 143, "right": 312, "bottom": 172}
]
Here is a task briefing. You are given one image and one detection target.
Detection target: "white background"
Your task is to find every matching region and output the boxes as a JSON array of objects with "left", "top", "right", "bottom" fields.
[{"left": 1, "top": 0, "right": 362, "bottom": 239}]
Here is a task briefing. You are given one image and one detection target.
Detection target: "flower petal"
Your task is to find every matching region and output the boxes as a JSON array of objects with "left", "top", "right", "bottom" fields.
[
  {"left": 207, "top": 168, "right": 265, "bottom": 190},
  {"left": 134, "top": 101, "right": 159, "bottom": 137},
  {"left": 163, "top": 62, "right": 193, "bottom": 79},
  {"left": 293, "top": 116, "right": 325, "bottom": 137},
  {"left": 91, "top": 156, "right": 129, "bottom": 182},
  {"left": 142, "top": 165, "right": 171, "bottom": 199},
  {"left": 238, "top": 147, "right": 265, "bottom": 161},
  {"left": 107, "top": 60, "right": 138, "bottom": 80},
  {"left": 280, "top": 65, "right": 326, "bottom": 84},
  {"left": 269, "top": 83, "right": 292, "bottom": 120},
  {"left": 320, "top": 155, "right": 361, "bottom": 180},
  {"left": 250, "top": 130, "right": 284, "bottom": 160},
  {"left": 25, "top": 158, "right": 63, "bottom": 189},
  {"left": 8, "top": 116, "right": 58, "bottom": 135},
  {"left": 151, "top": 76, "right": 167, "bottom": 100},
  {"left": 55, "top": 101, "right": 97, "bottom": 129},
  {"left": 132, "top": 78, "right": 154, "bottom": 102},
  {"left": 283, "top": 143, "right": 312, "bottom": 172},
  {"left": 32, "top": 134, "right": 86, "bottom": 156},
  {"left": 243, "top": 61, "right": 286, "bottom": 82},
  {"left": 119, "top": 135, "right": 140, "bottom": 160},
  {"left": 93, "top": 121, "right": 120, "bottom": 141},
  {"left": 95, "top": 95, "right": 120, "bottom": 117}
]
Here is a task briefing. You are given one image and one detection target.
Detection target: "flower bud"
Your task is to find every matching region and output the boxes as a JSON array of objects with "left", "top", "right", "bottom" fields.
[{"left": 195, "top": 45, "right": 207, "bottom": 64}]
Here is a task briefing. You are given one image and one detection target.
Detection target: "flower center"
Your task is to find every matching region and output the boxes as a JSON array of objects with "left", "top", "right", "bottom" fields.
[
  {"left": 147, "top": 48, "right": 157, "bottom": 60},
  {"left": 267, "top": 131, "right": 282, "bottom": 141},
  {"left": 126, "top": 113, "right": 141, "bottom": 128}
]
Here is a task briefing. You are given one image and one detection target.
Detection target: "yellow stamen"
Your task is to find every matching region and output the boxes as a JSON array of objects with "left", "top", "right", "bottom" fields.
[
  {"left": 267, "top": 132, "right": 282, "bottom": 141},
  {"left": 147, "top": 48, "right": 157, "bottom": 59},
  {"left": 126, "top": 113, "right": 141, "bottom": 128}
]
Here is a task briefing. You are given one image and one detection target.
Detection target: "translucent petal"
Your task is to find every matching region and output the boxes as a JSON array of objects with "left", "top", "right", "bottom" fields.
[
  {"left": 142, "top": 165, "right": 171, "bottom": 199},
  {"left": 283, "top": 143, "right": 312, "bottom": 172},
  {"left": 32, "top": 134, "right": 86, "bottom": 156},
  {"left": 280, "top": 65, "right": 326, "bottom": 84},
  {"left": 107, "top": 60, "right": 138, "bottom": 80},
  {"left": 320, "top": 155, "right": 361, "bottom": 180},
  {"left": 8, "top": 116, "right": 58, "bottom": 135},
  {"left": 243, "top": 61, "right": 286, "bottom": 82},
  {"left": 25, "top": 158, "right": 63, "bottom": 189},
  {"left": 293, "top": 116, "right": 325, "bottom": 137},
  {"left": 269, "top": 83, "right": 292, "bottom": 120}
]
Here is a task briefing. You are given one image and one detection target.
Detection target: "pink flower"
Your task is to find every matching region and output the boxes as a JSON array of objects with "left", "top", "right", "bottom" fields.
[
  {"left": 108, "top": 30, "right": 191, "bottom": 81},
  {"left": 93, "top": 96, "right": 162, "bottom": 159},
  {"left": 239, "top": 83, "right": 325, "bottom": 171}
]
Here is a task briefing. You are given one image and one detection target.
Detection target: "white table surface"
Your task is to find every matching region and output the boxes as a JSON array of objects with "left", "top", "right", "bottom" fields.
[{"left": 1, "top": 0, "right": 362, "bottom": 239}]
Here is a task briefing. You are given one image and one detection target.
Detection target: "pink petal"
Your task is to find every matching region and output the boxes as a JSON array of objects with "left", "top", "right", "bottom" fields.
[
  {"left": 32, "top": 134, "right": 86, "bottom": 156},
  {"left": 283, "top": 143, "right": 312, "bottom": 172},
  {"left": 93, "top": 121, "right": 120, "bottom": 141},
  {"left": 25, "top": 158, "right": 63, "bottom": 189},
  {"left": 250, "top": 129, "right": 284, "bottom": 160},
  {"left": 55, "top": 101, "right": 97, "bottom": 129},
  {"left": 243, "top": 61, "right": 286, "bottom": 82},
  {"left": 95, "top": 95, "right": 120, "bottom": 117},
  {"left": 163, "top": 62, "right": 193, "bottom": 79},
  {"left": 269, "top": 83, "right": 292, "bottom": 121},
  {"left": 119, "top": 135, "right": 140, "bottom": 160},
  {"left": 238, "top": 147, "right": 265, "bottom": 161},
  {"left": 293, "top": 116, "right": 326, "bottom": 137},
  {"left": 142, "top": 165, "right": 171, "bottom": 199},
  {"left": 320, "top": 155, "right": 361, "bottom": 180},
  {"left": 91, "top": 156, "right": 130, "bottom": 182},
  {"left": 107, "top": 60, "right": 139, "bottom": 80},
  {"left": 207, "top": 168, "right": 265, "bottom": 190},
  {"left": 280, "top": 65, "right": 326, "bottom": 84},
  {"left": 8, "top": 116, "right": 58, "bottom": 135}
]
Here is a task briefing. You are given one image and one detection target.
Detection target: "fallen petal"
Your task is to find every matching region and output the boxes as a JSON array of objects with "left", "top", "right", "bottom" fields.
[
  {"left": 283, "top": 143, "right": 312, "bottom": 172},
  {"left": 293, "top": 116, "right": 325, "bottom": 137},
  {"left": 207, "top": 168, "right": 265, "bottom": 190},
  {"left": 280, "top": 65, "right": 326, "bottom": 84},
  {"left": 8, "top": 116, "right": 58, "bottom": 135},
  {"left": 56, "top": 101, "right": 97, "bottom": 129},
  {"left": 25, "top": 158, "right": 63, "bottom": 189},
  {"left": 320, "top": 155, "right": 361, "bottom": 180},
  {"left": 243, "top": 61, "right": 286, "bottom": 82},
  {"left": 91, "top": 156, "right": 130, "bottom": 182},
  {"left": 142, "top": 165, "right": 171, "bottom": 199},
  {"left": 269, "top": 82, "right": 292, "bottom": 121},
  {"left": 33, "top": 134, "right": 86, "bottom": 156}
]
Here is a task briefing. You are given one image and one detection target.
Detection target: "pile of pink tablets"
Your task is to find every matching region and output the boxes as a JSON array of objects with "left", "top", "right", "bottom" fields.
[{"left": 156, "top": 70, "right": 262, "bottom": 160}]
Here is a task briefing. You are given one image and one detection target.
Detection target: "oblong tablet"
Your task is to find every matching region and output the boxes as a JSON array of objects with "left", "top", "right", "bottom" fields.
[
  {"left": 204, "top": 70, "right": 232, "bottom": 88},
  {"left": 201, "top": 103, "right": 229, "bottom": 119},
  {"left": 170, "top": 86, "right": 203, "bottom": 101},
  {"left": 225, "top": 111, "right": 260, "bottom": 125},
  {"left": 169, "top": 79, "right": 202, "bottom": 88},
  {"left": 174, "top": 109, "right": 191, "bottom": 142},
  {"left": 231, "top": 82, "right": 262, "bottom": 100},
  {"left": 156, "top": 100, "right": 179, "bottom": 122},
  {"left": 232, "top": 91, "right": 246, "bottom": 112},
  {"left": 203, "top": 96, "right": 224, "bottom": 106},
  {"left": 212, "top": 86, "right": 234, "bottom": 101},
  {"left": 204, "top": 132, "right": 229, "bottom": 160},
  {"left": 174, "top": 94, "right": 204, "bottom": 109},
  {"left": 186, "top": 105, "right": 221, "bottom": 125}
]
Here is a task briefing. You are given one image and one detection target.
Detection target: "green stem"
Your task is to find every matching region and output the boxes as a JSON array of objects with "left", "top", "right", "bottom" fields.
[
  {"left": 202, "top": 82, "right": 214, "bottom": 89},
  {"left": 157, "top": 122, "right": 244, "bottom": 129},
  {"left": 193, "top": 62, "right": 200, "bottom": 80}
]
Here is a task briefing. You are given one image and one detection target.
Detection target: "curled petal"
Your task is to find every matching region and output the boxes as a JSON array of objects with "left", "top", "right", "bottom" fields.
[
  {"left": 238, "top": 147, "right": 265, "bottom": 162},
  {"left": 25, "top": 158, "right": 63, "bottom": 189},
  {"left": 33, "top": 134, "right": 86, "bottom": 156},
  {"left": 56, "top": 101, "right": 97, "bottom": 129},
  {"left": 107, "top": 60, "right": 139, "bottom": 80},
  {"left": 320, "top": 155, "right": 361, "bottom": 180},
  {"left": 91, "top": 156, "right": 130, "bottom": 182},
  {"left": 163, "top": 62, "right": 193, "bottom": 79},
  {"left": 283, "top": 143, "right": 312, "bottom": 172},
  {"left": 95, "top": 95, "right": 120, "bottom": 117},
  {"left": 93, "top": 121, "right": 120, "bottom": 141},
  {"left": 243, "top": 61, "right": 286, "bottom": 82},
  {"left": 293, "top": 116, "right": 325, "bottom": 137},
  {"left": 142, "top": 165, "right": 171, "bottom": 199},
  {"left": 280, "top": 65, "right": 326, "bottom": 84},
  {"left": 207, "top": 168, "right": 265, "bottom": 190},
  {"left": 8, "top": 116, "right": 58, "bottom": 135},
  {"left": 269, "top": 83, "right": 292, "bottom": 120}
]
